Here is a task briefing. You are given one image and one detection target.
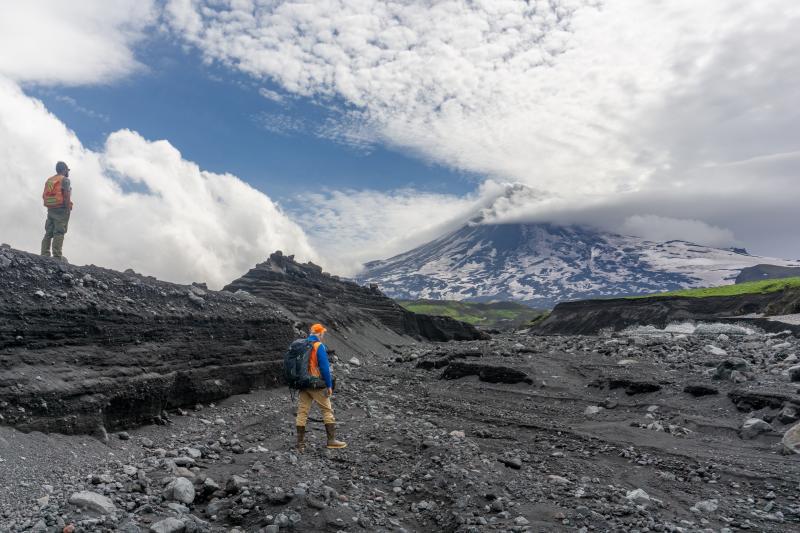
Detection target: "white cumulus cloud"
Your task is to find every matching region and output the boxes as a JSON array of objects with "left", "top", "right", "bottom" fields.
[
  {"left": 0, "top": 1, "right": 158, "bottom": 85},
  {"left": 166, "top": 0, "right": 800, "bottom": 263}
]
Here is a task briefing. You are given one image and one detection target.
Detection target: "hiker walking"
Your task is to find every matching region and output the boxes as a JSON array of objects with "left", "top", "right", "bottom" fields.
[
  {"left": 285, "top": 323, "right": 347, "bottom": 452},
  {"left": 41, "top": 161, "right": 73, "bottom": 260}
]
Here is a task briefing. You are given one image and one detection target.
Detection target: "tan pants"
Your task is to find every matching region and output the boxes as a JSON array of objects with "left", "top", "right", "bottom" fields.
[{"left": 295, "top": 388, "right": 335, "bottom": 426}]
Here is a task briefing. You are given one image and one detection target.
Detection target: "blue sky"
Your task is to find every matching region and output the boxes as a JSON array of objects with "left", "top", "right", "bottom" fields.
[{"left": 30, "top": 34, "right": 477, "bottom": 204}]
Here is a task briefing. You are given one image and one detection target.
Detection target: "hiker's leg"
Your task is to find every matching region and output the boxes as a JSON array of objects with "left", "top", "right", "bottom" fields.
[
  {"left": 41, "top": 213, "right": 54, "bottom": 256},
  {"left": 295, "top": 390, "right": 313, "bottom": 427},
  {"left": 310, "top": 388, "right": 336, "bottom": 425}
]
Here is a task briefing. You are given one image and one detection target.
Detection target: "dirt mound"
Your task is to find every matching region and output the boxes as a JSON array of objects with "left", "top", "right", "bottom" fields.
[
  {"left": 224, "top": 251, "right": 487, "bottom": 342},
  {"left": 536, "top": 289, "right": 800, "bottom": 335}
]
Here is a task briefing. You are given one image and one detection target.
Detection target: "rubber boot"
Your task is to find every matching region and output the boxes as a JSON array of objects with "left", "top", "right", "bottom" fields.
[
  {"left": 296, "top": 425, "right": 306, "bottom": 453},
  {"left": 325, "top": 423, "right": 347, "bottom": 449}
]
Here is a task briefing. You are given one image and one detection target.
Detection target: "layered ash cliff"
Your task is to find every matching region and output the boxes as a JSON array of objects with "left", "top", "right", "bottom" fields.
[{"left": 0, "top": 247, "right": 483, "bottom": 436}]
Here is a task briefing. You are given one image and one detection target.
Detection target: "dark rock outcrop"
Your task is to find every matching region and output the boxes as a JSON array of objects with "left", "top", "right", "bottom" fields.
[
  {"left": 736, "top": 264, "right": 800, "bottom": 284},
  {"left": 589, "top": 378, "right": 663, "bottom": 395},
  {"left": 535, "top": 289, "right": 800, "bottom": 335},
  {"left": 224, "top": 251, "right": 487, "bottom": 342},
  {"left": 0, "top": 246, "right": 295, "bottom": 434},
  {"left": 683, "top": 384, "right": 719, "bottom": 397},
  {"left": 440, "top": 361, "right": 533, "bottom": 385}
]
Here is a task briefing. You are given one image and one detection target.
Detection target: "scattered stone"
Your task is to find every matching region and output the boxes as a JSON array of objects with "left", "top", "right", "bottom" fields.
[
  {"left": 626, "top": 488, "right": 652, "bottom": 506},
  {"left": 68, "top": 491, "right": 117, "bottom": 515},
  {"left": 692, "top": 499, "right": 719, "bottom": 514},
  {"left": 150, "top": 517, "right": 186, "bottom": 533}
]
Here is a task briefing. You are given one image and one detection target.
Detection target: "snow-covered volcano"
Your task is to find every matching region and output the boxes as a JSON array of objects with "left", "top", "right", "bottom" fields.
[{"left": 356, "top": 220, "right": 800, "bottom": 308}]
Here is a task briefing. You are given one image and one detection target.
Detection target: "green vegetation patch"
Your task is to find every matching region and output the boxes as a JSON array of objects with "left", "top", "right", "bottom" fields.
[
  {"left": 630, "top": 277, "right": 800, "bottom": 299},
  {"left": 399, "top": 299, "right": 546, "bottom": 328}
]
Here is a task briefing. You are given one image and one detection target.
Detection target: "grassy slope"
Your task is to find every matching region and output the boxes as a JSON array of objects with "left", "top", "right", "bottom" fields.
[
  {"left": 399, "top": 299, "right": 546, "bottom": 327},
  {"left": 631, "top": 277, "right": 800, "bottom": 299}
]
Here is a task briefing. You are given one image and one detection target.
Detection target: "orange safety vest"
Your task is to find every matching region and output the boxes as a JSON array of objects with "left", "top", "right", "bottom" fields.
[
  {"left": 42, "top": 174, "right": 71, "bottom": 208},
  {"left": 308, "top": 341, "right": 322, "bottom": 378}
]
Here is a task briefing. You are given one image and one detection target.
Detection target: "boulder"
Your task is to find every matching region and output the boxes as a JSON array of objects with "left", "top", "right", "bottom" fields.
[
  {"left": 68, "top": 491, "right": 117, "bottom": 515},
  {"left": 788, "top": 365, "right": 800, "bottom": 383},
  {"left": 740, "top": 418, "right": 772, "bottom": 439},
  {"left": 782, "top": 422, "right": 800, "bottom": 454},
  {"left": 163, "top": 477, "right": 195, "bottom": 504}
]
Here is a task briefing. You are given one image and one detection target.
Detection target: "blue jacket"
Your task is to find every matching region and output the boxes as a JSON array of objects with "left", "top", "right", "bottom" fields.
[{"left": 308, "top": 335, "right": 333, "bottom": 389}]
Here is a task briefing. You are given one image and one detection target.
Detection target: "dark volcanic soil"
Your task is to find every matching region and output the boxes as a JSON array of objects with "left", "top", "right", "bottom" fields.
[{"left": 3, "top": 326, "right": 800, "bottom": 532}]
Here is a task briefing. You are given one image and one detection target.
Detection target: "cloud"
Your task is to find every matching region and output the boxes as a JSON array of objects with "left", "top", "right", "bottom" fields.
[
  {"left": 290, "top": 182, "right": 514, "bottom": 275},
  {"left": 620, "top": 216, "right": 737, "bottom": 248},
  {"left": 0, "top": 1, "right": 158, "bottom": 85},
  {"left": 0, "top": 76, "right": 316, "bottom": 287},
  {"left": 258, "top": 87, "right": 286, "bottom": 103}
]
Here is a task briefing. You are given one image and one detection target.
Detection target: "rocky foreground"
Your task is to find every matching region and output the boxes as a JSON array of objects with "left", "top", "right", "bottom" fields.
[{"left": 2, "top": 323, "right": 800, "bottom": 532}]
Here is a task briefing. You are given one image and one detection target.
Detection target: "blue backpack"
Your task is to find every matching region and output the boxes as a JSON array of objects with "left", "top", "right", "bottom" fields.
[{"left": 283, "top": 339, "right": 315, "bottom": 389}]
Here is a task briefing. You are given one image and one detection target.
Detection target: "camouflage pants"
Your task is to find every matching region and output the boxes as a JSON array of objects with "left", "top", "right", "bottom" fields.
[{"left": 41, "top": 207, "right": 70, "bottom": 258}]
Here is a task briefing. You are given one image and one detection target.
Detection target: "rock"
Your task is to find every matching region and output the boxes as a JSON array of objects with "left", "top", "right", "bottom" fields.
[
  {"left": 118, "top": 431, "right": 131, "bottom": 440},
  {"left": 684, "top": 383, "right": 719, "bottom": 397},
  {"left": 691, "top": 499, "right": 719, "bottom": 513},
  {"left": 348, "top": 357, "right": 362, "bottom": 366},
  {"left": 499, "top": 456, "right": 522, "bottom": 469},
  {"left": 187, "top": 291, "right": 205, "bottom": 307},
  {"left": 740, "top": 418, "right": 772, "bottom": 439},
  {"left": 547, "top": 475, "right": 571, "bottom": 485},
  {"left": 202, "top": 477, "right": 220, "bottom": 494},
  {"left": 150, "top": 517, "right": 186, "bottom": 533},
  {"left": 584, "top": 405, "right": 603, "bottom": 416},
  {"left": 626, "top": 488, "right": 651, "bottom": 506},
  {"left": 172, "top": 456, "right": 195, "bottom": 467},
  {"left": 68, "top": 491, "right": 117, "bottom": 515},
  {"left": 714, "top": 358, "right": 749, "bottom": 380},
  {"left": 778, "top": 405, "right": 799, "bottom": 424},
  {"left": 226, "top": 475, "right": 249, "bottom": 493},
  {"left": 788, "top": 365, "right": 800, "bottom": 382},
  {"left": 514, "top": 516, "right": 530, "bottom": 526},
  {"left": 163, "top": 477, "right": 195, "bottom": 504},
  {"left": 782, "top": 422, "right": 800, "bottom": 454},
  {"left": 706, "top": 345, "right": 728, "bottom": 357},
  {"left": 441, "top": 362, "right": 533, "bottom": 385},
  {"left": 449, "top": 430, "right": 466, "bottom": 438}
]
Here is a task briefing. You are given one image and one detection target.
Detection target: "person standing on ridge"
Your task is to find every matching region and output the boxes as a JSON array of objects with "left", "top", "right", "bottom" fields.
[
  {"left": 295, "top": 323, "right": 347, "bottom": 452},
  {"left": 41, "top": 161, "right": 73, "bottom": 260}
]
